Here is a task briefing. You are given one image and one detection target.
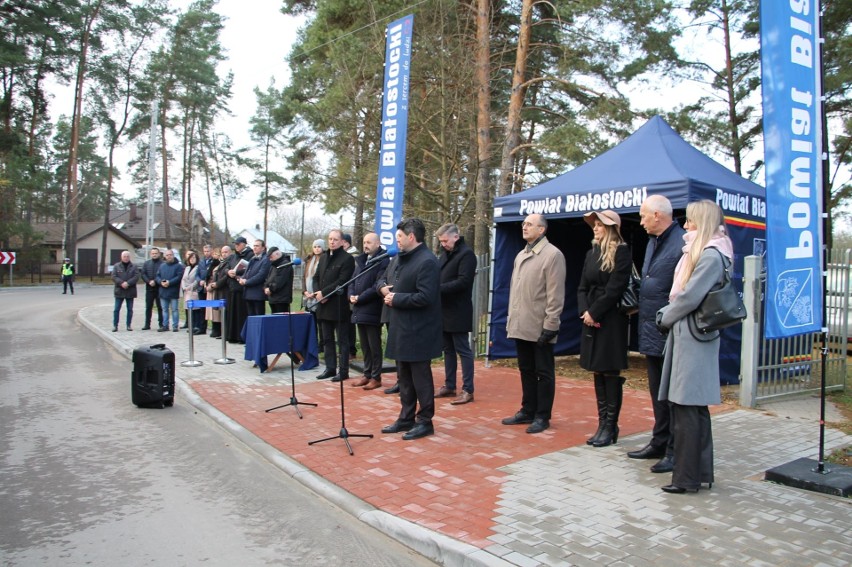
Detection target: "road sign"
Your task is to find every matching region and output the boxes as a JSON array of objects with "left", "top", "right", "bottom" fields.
[{"left": 0, "top": 251, "right": 16, "bottom": 264}]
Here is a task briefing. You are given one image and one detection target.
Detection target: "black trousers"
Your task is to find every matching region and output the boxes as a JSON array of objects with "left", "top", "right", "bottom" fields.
[
  {"left": 671, "top": 403, "right": 714, "bottom": 489},
  {"left": 145, "top": 284, "right": 163, "bottom": 327},
  {"left": 397, "top": 360, "right": 435, "bottom": 424},
  {"left": 269, "top": 303, "right": 290, "bottom": 314},
  {"left": 198, "top": 288, "right": 208, "bottom": 329},
  {"left": 319, "top": 319, "right": 349, "bottom": 377},
  {"left": 246, "top": 299, "right": 266, "bottom": 317},
  {"left": 647, "top": 355, "right": 673, "bottom": 455},
  {"left": 515, "top": 339, "right": 555, "bottom": 420},
  {"left": 357, "top": 324, "right": 383, "bottom": 380}
]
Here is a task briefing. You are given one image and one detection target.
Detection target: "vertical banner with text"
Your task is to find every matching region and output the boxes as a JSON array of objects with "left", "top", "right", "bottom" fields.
[
  {"left": 760, "top": 2, "right": 823, "bottom": 339},
  {"left": 374, "top": 15, "right": 414, "bottom": 248}
]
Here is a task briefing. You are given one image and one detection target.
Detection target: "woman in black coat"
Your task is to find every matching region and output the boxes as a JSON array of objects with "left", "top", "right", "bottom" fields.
[{"left": 577, "top": 210, "right": 632, "bottom": 447}]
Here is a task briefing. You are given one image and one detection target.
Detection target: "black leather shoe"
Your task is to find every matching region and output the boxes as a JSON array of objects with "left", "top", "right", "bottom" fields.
[
  {"left": 330, "top": 374, "right": 349, "bottom": 382},
  {"left": 141, "top": 325, "right": 151, "bottom": 331},
  {"left": 381, "top": 420, "right": 414, "bottom": 434},
  {"left": 157, "top": 327, "right": 169, "bottom": 332},
  {"left": 661, "top": 484, "right": 698, "bottom": 494},
  {"left": 627, "top": 443, "right": 666, "bottom": 460},
  {"left": 192, "top": 329, "right": 204, "bottom": 335},
  {"left": 402, "top": 422, "right": 434, "bottom": 440},
  {"left": 526, "top": 418, "right": 550, "bottom": 434},
  {"left": 316, "top": 368, "right": 336, "bottom": 380},
  {"left": 650, "top": 455, "right": 675, "bottom": 473},
  {"left": 501, "top": 411, "right": 534, "bottom": 426},
  {"left": 384, "top": 383, "right": 400, "bottom": 394}
]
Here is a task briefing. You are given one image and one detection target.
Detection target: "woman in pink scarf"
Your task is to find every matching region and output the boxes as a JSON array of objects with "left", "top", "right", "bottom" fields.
[{"left": 655, "top": 200, "right": 734, "bottom": 494}]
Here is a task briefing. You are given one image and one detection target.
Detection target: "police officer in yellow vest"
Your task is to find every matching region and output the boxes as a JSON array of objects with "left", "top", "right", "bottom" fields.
[{"left": 61, "top": 258, "right": 75, "bottom": 295}]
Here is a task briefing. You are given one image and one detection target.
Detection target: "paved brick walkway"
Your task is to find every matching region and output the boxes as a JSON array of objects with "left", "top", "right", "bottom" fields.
[{"left": 81, "top": 305, "right": 852, "bottom": 567}]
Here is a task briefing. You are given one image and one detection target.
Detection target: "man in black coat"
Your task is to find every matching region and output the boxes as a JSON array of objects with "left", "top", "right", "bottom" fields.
[
  {"left": 435, "top": 223, "right": 477, "bottom": 405},
  {"left": 225, "top": 236, "right": 254, "bottom": 343},
  {"left": 381, "top": 218, "right": 442, "bottom": 440},
  {"left": 348, "top": 232, "right": 389, "bottom": 391},
  {"left": 140, "top": 247, "right": 163, "bottom": 330},
  {"left": 312, "top": 229, "right": 356, "bottom": 382},
  {"left": 629, "top": 195, "right": 686, "bottom": 473},
  {"left": 263, "top": 247, "right": 294, "bottom": 313}
]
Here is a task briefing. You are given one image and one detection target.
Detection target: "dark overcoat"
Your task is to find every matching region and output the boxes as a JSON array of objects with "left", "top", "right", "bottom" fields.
[
  {"left": 638, "top": 222, "right": 686, "bottom": 356},
  {"left": 375, "top": 256, "right": 399, "bottom": 325},
  {"left": 385, "top": 243, "right": 442, "bottom": 362},
  {"left": 227, "top": 247, "right": 254, "bottom": 292},
  {"left": 349, "top": 252, "right": 388, "bottom": 326},
  {"left": 313, "top": 247, "right": 355, "bottom": 322},
  {"left": 155, "top": 259, "right": 183, "bottom": 300},
  {"left": 264, "top": 255, "right": 294, "bottom": 305},
  {"left": 438, "top": 237, "right": 476, "bottom": 333},
  {"left": 577, "top": 243, "right": 632, "bottom": 372},
  {"left": 112, "top": 261, "right": 139, "bottom": 299},
  {"left": 242, "top": 252, "right": 270, "bottom": 301}
]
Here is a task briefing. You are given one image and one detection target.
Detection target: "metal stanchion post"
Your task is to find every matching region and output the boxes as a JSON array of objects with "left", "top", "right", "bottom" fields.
[
  {"left": 214, "top": 299, "right": 235, "bottom": 365},
  {"left": 181, "top": 300, "right": 203, "bottom": 367}
]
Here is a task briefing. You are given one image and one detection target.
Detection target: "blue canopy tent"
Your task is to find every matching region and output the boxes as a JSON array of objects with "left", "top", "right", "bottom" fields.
[{"left": 490, "top": 116, "right": 767, "bottom": 384}]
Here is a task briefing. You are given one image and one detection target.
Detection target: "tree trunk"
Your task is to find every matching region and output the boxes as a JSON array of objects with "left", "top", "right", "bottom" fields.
[
  {"left": 473, "top": 0, "right": 492, "bottom": 255},
  {"left": 498, "top": 0, "right": 532, "bottom": 197},
  {"left": 65, "top": 0, "right": 104, "bottom": 262},
  {"left": 720, "top": 0, "right": 742, "bottom": 175}
]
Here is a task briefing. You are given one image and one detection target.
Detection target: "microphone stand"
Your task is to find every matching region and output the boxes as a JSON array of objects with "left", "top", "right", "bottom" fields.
[
  {"left": 308, "top": 260, "right": 385, "bottom": 455},
  {"left": 265, "top": 308, "right": 317, "bottom": 418}
]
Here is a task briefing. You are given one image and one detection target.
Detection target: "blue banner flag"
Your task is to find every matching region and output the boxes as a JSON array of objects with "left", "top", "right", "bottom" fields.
[
  {"left": 760, "top": 1, "right": 823, "bottom": 338},
  {"left": 374, "top": 15, "right": 414, "bottom": 248}
]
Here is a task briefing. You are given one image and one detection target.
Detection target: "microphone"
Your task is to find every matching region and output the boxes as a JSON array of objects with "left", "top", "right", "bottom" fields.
[
  {"left": 366, "top": 246, "right": 399, "bottom": 266},
  {"left": 278, "top": 257, "right": 302, "bottom": 268}
]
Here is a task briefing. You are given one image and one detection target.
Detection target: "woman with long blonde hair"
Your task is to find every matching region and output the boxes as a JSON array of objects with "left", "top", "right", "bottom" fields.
[
  {"left": 656, "top": 199, "right": 733, "bottom": 494},
  {"left": 578, "top": 210, "right": 633, "bottom": 447}
]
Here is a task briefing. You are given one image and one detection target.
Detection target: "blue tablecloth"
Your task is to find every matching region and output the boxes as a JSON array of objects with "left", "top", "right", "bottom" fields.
[{"left": 241, "top": 313, "right": 319, "bottom": 372}]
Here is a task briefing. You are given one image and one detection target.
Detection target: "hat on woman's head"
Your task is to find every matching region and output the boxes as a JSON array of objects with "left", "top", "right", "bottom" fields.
[
  {"left": 312, "top": 239, "right": 326, "bottom": 250},
  {"left": 267, "top": 246, "right": 279, "bottom": 256},
  {"left": 583, "top": 209, "right": 621, "bottom": 229}
]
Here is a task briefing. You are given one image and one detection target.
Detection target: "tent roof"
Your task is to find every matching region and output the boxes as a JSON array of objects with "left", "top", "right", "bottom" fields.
[{"left": 493, "top": 115, "right": 765, "bottom": 222}]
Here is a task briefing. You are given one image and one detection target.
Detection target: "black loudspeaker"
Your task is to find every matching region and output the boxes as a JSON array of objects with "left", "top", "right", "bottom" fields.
[{"left": 132, "top": 344, "right": 175, "bottom": 408}]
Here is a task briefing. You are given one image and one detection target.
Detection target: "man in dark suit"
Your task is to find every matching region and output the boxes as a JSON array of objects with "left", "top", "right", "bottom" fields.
[
  {"left": 628, "top": 195, "right": 687, "bottom": 473},
  {"left": 348, "top": 233, "right": 388, "bottom": 391},
  {"left": 381, "top": 218, "right": 442, "bottom": 440},
  {"left": 312, "top": 229, "right": 356, "bottom": 382},
  {"left": 435, "top": 223, "right": 477, "bottom": 405}
]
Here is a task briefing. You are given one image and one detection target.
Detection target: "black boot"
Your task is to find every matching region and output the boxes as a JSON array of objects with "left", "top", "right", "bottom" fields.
[
  {"left": 586, "top": 373, "right": 607, "bottom": 445},
  {"left": 592, "top": 375, "right": 624, "bottom": 447}
]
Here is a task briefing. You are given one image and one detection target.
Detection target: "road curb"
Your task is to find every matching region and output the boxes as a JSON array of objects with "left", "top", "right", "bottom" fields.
[{"left": 77, "top": 305, "right": 500, "bottom": 567}]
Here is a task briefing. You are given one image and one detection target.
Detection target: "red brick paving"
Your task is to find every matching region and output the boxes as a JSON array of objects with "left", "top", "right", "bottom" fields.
[{"left": 189, "top": 361, "right": 658, "bottom": 549}]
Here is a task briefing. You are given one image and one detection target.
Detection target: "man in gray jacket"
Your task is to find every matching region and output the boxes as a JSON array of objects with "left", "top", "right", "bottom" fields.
[{"left": 502, "top": 214, "right": 566, "bottom": 434}]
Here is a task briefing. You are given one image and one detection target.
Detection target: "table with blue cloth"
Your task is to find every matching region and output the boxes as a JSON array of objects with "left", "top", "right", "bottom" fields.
[{"left": 241, "top": 313, "right": 319, "bottom": 373}]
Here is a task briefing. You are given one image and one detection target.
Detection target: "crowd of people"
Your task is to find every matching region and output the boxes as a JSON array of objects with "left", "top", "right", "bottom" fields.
[{"left": 102, "top": 197, "right": 731, "bottom": 494}]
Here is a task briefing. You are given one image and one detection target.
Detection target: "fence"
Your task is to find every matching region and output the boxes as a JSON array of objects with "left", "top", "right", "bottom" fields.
[
  {"left": 739, "top": 249, "right": 850, "bottom": 407},
  {"left": 472, "top": 253, "right": 491, "bottom": 357}
]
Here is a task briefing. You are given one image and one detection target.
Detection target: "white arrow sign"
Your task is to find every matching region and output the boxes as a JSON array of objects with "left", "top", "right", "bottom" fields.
[{"left": 0, "top": 251, "right": 17, "bottom": 265}]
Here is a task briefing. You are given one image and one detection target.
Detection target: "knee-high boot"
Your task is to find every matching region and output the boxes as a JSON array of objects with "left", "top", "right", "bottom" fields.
[
  {"left": 586, "top": 373, "right": 607, "bottom": 445},
  {"left": 592, "top": 375, "right": 624, "bottom": 447}
]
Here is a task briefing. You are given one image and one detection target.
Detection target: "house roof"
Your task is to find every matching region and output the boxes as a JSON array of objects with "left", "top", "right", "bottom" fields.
[
  {"left": 31, "top": 222, "right": 141, "bottom": 248},
  {"left": 109, "top": 203, "right": 228, "bottom": 245}
]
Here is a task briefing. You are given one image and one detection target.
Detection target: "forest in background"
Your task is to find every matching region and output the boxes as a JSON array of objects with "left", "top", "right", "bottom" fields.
[{"left": 1, "top": 0, "right": 850, "bottom": 271}]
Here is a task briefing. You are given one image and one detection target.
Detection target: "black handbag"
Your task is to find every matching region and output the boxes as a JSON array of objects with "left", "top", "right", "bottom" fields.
[
  {"left": 618, "top": 264, "right": 641, "bottom": 316},
  {"left": 691, "top": 248, "right": 746, "bottom": 335}
]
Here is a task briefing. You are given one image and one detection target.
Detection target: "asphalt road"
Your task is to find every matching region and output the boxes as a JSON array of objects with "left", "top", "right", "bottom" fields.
[{"left": 0, "top": 286, "right": 436, "bottom": 566}]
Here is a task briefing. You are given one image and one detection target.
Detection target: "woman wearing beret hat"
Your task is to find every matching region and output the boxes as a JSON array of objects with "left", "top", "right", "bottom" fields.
[{"left": 578, "top": 210, "right": 633, "bottom": 447}]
